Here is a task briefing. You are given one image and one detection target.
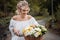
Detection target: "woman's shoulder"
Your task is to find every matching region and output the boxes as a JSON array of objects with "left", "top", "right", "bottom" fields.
[
  {"left": 11, "top": 15, "right": 34, "bottom": 21},
  {"left": 27, "top": 15, "right": 32, "bottom": 19},
  {"left": 27, "top": 15, "right": 35, "bottom": 20},
  {"left": 12, "top": 15, "right": 19, "bottom": 20},
  {"left": 28, "top": 15, "right": 35, "bottom": 18}
]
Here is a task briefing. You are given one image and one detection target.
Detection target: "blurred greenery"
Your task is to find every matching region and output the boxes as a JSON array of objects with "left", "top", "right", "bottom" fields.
[
  {"left": 34, "top": 16, "right": 46, "bottom": 20},
  {"left": 52, "top": 0, "right": 60, "bottom": 29},
  {"left": 0, "top": 0, "right": 50, "bottom": 17},
  {"left": 0, "top": 16, "right": 11, "bottom": 27},
  {"left": 55, "top": 5, "right": 60, "bottom": 21}
]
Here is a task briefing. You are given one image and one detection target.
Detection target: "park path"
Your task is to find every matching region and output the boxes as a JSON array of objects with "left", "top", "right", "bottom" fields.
[{"left": 38, "top": 18, "right": 60, "bottom": 40}]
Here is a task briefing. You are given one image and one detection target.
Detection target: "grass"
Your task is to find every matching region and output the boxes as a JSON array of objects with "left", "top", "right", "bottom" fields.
[{"left": 34, "top": 16, "right": 47, "bottom": 20}]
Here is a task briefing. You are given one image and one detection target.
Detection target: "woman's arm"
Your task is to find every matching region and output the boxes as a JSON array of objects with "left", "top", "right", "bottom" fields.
[
  {"left": 9, "top": 17, "right": 20, "bottom": 36},
  {"left": 9, "top": 18, "right": 14, "bottom": 36}
]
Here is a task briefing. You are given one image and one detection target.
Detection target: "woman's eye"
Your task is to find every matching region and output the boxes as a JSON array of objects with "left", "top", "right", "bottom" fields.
[
  {"left": 23, "top": 10, "right": 26, "bottom": 11},
  {"left": 23, "top": 10, "right": 28, "bottom": 11}
]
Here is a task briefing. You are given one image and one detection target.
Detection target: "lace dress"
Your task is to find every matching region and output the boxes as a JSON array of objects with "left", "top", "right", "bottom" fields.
[{"left": 9, "top": 17, "right": 39, "bottom": 40}]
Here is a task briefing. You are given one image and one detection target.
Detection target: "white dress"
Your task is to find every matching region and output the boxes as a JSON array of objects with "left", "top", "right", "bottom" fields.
[{"left": 9, "top": 17, "right": 39, "bottom": 40}]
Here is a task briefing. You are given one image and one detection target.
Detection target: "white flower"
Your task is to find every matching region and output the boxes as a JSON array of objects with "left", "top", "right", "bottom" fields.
[
  {"left": 30, "top": 29, "right": 36, "bottom": 34},
  {"left": 42, "top": 27, "right": 47, "bottom": 31},
  {"left": 34, "top": 32, "right": 41, "bottom": 37},
  {"left": 39, "top": 25, "right": 45, "bottom": 28},
  {"left": 34, "top": 28, "right": 41, "bottom": 32}
]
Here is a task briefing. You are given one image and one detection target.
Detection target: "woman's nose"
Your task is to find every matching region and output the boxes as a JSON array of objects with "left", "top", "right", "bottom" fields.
[{"left": 24, "top": 11, "right": 28, "bottom": 13}]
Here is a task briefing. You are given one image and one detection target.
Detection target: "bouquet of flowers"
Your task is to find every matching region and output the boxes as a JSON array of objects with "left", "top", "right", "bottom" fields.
[{"left": 22, "top": 24, "right": 47, "bottom": 40}]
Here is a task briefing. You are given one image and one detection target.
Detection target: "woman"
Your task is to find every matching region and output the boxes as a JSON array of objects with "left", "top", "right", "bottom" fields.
[{"left": 9, "top": 0, "right": 41, "bottom": 40}]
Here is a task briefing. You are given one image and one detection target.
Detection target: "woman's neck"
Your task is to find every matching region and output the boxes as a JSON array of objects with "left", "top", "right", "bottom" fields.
[{"left": 20, "top": 15, "right": 27, "bottom": 19}]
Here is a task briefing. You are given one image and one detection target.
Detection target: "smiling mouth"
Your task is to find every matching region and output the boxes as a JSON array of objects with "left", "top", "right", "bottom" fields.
[{"left": 23, "top": 13, "right": 27, "bottom": 14}]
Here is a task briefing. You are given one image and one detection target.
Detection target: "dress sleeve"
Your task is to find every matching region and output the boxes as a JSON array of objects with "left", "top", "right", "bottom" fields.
[
  {"left": 9, "top": 19, "right": 15, "bottom": 36},
  {"left": 32, "top": 17, "right": 39, "bottom": 26}
]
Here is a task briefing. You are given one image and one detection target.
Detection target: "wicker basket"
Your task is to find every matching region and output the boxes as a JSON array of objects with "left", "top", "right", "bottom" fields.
[{"left": 24, "top": 36, "right": 43, "bottom": 40}]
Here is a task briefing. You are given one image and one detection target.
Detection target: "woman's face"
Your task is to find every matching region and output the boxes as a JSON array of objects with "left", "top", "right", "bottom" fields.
[{"left": 19, "top": 6, "right": 30, "bottom": 16}]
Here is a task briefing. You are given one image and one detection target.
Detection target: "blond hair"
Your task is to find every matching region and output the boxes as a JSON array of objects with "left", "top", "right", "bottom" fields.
[{"left": 15, "top": 0, "right": 30, "bottom": 15}]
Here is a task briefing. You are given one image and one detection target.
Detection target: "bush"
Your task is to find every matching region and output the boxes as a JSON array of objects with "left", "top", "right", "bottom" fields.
[{"left": 0, "top": 16, "right": 11, "bottom": 28}]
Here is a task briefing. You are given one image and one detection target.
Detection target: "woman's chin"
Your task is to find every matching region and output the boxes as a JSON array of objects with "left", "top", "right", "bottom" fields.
[{"left": 23, "top": 14, "right": 27, "bottom": 16}]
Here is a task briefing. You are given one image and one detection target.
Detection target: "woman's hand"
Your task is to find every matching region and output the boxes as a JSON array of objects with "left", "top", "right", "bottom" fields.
[{"left": 13, "top": 28, "right": 20, "bottom": 36}]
